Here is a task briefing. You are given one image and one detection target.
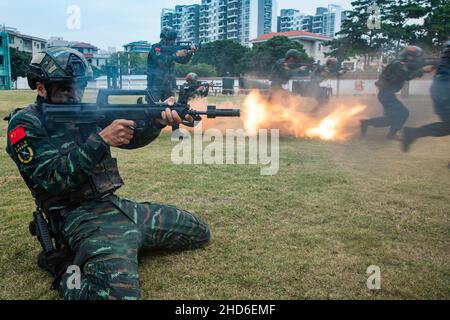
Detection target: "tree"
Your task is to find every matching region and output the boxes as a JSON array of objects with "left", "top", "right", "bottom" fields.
[
  {"left": 326, "top": 0, "right": 449, "bottom": 65},
  {"left": 10, "top": 47, "right": 32, "bottom": 82},
  {"left": 325, "top": 0, "right": 388, "bottom": 68},
  {"left": 417, "top": 0, "right": 450, "bottom": 52},
  {"left": 191, "top": 40, "right": 249, "bottom": 76},
  {"left": 175, "top": 63, "right": 217, "bottom": 77},
  {"left": 239, "top": 36, "right": 311, "bottom": 76}
]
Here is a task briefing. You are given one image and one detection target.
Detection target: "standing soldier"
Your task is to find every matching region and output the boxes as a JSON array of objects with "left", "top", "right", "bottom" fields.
[
  {"left": 178, "top": 72, "right": 209, "bottom": 105},
  {"left": 309, "top": 58, "right": 348, "bottom": 113},
  {"left": 5, "top": 48, "right": 210, "bottom": 300},
  {"left": 269, "top": 49, "right": 309, "bottom": 95},
  {"left": 147, "top": 27, "right": 197, "bottom": 102},
  {"left": 402, "top": 41, "right": 450, "bottom": 159},
  {"left": 360, "top": 46, "right": 435, "bottom": 140}
]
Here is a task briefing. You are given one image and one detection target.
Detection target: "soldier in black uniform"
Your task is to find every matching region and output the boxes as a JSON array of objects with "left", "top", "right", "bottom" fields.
[
  {"left": 402, "top": 41, "right": 450, "bottom": 157},
  {"left": 361, "top": 46, "right": 435, "bottom": 140},
  {"left": 147, "top": 27, "right": 197, "bottom": 102},
  {"left": 178, "top": 72, "right": 209, "bottom": 105}
]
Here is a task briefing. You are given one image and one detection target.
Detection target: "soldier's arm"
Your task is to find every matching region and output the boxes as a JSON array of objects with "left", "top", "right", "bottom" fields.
[
  {"left": 392, "top": 61, "right": 424, "bottom": 81},
  {"left": 6, "top": 111, "right": 109, "bottom": 194},
  {"left": 149, "top": 48, "right": 178, "bottom": 67},
  {"left": 175, "top": 51, "right": 193, "bottom": 65},
  {"left": 118, "top": 120, "right": 166, "bottom": 150}
]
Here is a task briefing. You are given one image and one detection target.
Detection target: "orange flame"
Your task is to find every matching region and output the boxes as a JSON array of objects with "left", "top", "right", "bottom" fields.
[{"left": 242, "top": 90, "right": 367, "bottom": 141}]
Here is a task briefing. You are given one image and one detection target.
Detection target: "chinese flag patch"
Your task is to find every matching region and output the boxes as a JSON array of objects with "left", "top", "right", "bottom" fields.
[{"left": 8, "top": 126, "right": 27, "bottom": 145}]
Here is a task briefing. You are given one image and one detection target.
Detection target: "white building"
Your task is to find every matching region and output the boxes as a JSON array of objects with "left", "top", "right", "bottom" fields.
[
  {"left": 46, "top": 36, "right": 70, "bottom": 48},
  {"left": 164, "top": 0, "right": 278, "bottom": 47},
  {"left": 251, "top": 30, "right": 332, "bottom": 64},
  {"left": 278, "top": 4, "right": 347, "bottom": 38},
  {"left": 4, "top": 27, "right": 46, "bottom": 56},
  {"left": 278, "top": 9, "right": 305, "bottom": 33}
]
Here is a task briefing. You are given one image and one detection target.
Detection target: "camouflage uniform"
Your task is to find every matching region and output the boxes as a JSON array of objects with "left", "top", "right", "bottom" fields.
[
  {"left": 147, "top": 43, "right": 193, "bottom": 102},
  {"left": 6, "top": 101, "right": 211, "bottom": 300},
  {"left": 178, "top": 81, "right": 209, "bottom": 105},
  {"left": 270, "top": 59, "right": 295, "bottom": 91}
]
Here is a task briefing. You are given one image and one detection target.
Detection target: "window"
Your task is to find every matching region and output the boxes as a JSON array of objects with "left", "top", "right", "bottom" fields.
[{"left": 0, "top": 56, "right": 3, "bottom": 66}]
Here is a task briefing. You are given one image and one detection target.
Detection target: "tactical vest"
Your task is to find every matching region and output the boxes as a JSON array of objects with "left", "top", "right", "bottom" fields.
[{"left": 7, "top": 103, "right": 124, "bottom": 213}]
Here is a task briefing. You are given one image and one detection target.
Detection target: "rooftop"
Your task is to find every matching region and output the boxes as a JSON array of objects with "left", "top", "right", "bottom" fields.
[
  {"left": 2, "top": 26, "right": 47, "bottom": 43},
  {"left": 70, "top": 42, "right": 98, "bottom": 49},
  {"left": 251, "top": 30, "right": 331, "bottom": 43}
]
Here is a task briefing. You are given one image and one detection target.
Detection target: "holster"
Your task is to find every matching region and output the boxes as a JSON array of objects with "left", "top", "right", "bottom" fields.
[{"left": 29, "top": 208, "right": 64, "bottom": 255}]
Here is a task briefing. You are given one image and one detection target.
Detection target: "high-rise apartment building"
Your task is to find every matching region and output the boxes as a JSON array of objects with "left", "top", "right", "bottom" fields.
[
  {"left": 277, "top": 4, "right": 346, "bottom": 38},
  {"left": 163, "top": 0, "right": 277, "bottom": 47}
]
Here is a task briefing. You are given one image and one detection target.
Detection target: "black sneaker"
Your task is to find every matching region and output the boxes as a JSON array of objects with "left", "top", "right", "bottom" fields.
[
  {"left": 360, "top": 119, "right": 369, "bottom": 137},
  {"left": 402, "top": 127, "right": 417, "bottom": 152}
]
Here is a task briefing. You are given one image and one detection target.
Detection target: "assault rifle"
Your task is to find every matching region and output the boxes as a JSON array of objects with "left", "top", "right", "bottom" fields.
[
  {"left": 158, "top": 41, "right": 202, "bottom": 54},
  {"left": 41, "top": 89, "right": 240, "bottom": 129}
]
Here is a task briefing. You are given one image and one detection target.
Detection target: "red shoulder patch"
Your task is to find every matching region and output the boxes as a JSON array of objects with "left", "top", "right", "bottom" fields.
[
  {"left": 8, "top": 126, "right": 27, "bottom": 145},
  {"left": 155, "top": 47, "right": 161, "bottom": 52}
]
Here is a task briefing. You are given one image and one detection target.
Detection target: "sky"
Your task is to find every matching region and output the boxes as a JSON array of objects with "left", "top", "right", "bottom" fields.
[{"left": 0, "top": 0, "right": 354, "bottom": 51}]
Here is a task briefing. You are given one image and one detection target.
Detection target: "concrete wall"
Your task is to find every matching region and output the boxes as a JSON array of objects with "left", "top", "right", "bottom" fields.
[{"left": 289, "top": 79, "right": 434, "bottom": 96}]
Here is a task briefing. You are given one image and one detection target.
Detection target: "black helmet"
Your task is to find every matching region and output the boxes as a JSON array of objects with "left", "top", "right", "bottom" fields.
[
  {"left": 399, "top": 46, "right": 424, "bottom": 61},
  {"left": 285, "top": 49, "right": 302, "bottom": 60},
  {"left": 186, "top": 72, "right": 198, "bottom": 83},
  {"left": 27, "top": 47, "right": 93, "bottom": 90},
  {"left": 160, "top": 27, "right": 178, "bottom": 41}
]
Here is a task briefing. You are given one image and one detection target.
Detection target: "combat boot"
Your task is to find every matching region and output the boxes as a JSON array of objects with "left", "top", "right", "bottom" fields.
[
  {"left": 37, "top": 248, "right": 75, "bottom": 289},
  {"left": 402, "top": 127, "right": 417, "bottom": 152},
  {"left": 360, "top": 119, "right": 369, "bottom": 137}
]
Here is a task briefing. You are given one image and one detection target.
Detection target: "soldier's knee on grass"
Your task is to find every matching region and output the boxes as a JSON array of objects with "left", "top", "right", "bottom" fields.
[{"left": 60, "top": 258, "right": 141, "bottom": 300}]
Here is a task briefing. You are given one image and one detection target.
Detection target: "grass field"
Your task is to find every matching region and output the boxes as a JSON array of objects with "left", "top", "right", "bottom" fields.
[{"left": 0, "top": 90, "right": 449, "bottom": 300}]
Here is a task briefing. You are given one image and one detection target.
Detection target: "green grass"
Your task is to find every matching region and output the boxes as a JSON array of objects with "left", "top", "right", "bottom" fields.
[{"left": 0, "top": 90, "right": 449, "bottom": 300}]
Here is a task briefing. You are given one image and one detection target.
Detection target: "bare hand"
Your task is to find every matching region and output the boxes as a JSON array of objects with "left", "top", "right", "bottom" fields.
[
  {"left": 156, "top": 97, "right": 194, "bottom": 126},
  {"left": 423, "top": 65, "right": 436, "bottom": 73},
  {"left": 176, "top": 50, "right": 188, "bottom": 58},
  {"left": 99, "top": 119, "right": 135, "bottom": 147},
  {"left": 190, "top": 44, "right": 198, "bottom": 52},
  {"left": 196, "top": 86, "right": 206, "bottom": 92}
]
